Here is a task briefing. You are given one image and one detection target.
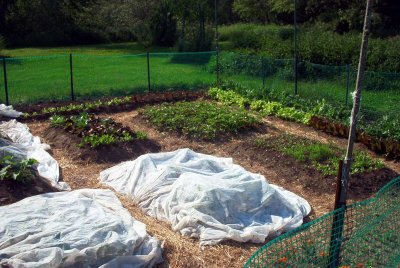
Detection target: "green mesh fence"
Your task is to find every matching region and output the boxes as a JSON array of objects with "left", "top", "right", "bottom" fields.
[
  {"left": 1, "top": 50, "right": 400, "bottom": 127},
  {"left": 3, "top": 55, "right": 70, "bottom": 104},
  {"left": 0, "top": 52, "right": 217, "bottom": 104},
  {"left": 0, "top": 59, "right": 6, "bottom": 103},
  {"left": 150, "top": 51, "right": 216, "bottom": 91},
  {"left": 218, "top": 51, "right": 400, "bottom": 142},
  {"left": 243, "top": 176, "right": 400, "bottom": 268},
  {"left": 73, "top": 53, "right": 148, "bottom": 99}
]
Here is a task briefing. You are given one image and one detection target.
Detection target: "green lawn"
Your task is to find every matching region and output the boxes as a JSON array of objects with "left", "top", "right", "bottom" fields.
[
  {"left": 0, "top": 43, "right": 216, "bottom": 104},
  {"left": 1, "top": 42, "right": 172, "bottom": 57}
]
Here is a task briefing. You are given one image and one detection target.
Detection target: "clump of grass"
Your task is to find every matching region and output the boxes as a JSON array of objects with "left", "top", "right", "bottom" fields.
[
  {"left": 253, "top": 134, "right": 384, "bottom": 176},
  {"left": 142, "top": 101, "right": 261, "bottom": 140}
]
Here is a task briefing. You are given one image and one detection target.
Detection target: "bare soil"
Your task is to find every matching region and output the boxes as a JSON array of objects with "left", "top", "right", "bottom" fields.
[
  {"left": 16, "top": 107, "right": 400, "bottom": 268},
  {"left": 0, "top": 176, "right": 57, "bottom": 206}
]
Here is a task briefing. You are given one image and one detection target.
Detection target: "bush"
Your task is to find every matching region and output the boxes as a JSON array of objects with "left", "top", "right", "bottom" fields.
[{"left": 219, "top": 23, "right": 400, "bottom": 72}]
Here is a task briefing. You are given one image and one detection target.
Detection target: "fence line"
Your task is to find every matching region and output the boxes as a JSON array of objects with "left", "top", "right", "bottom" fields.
[{"left": 1, "top": 51, "right": 400, "bottom": 107}]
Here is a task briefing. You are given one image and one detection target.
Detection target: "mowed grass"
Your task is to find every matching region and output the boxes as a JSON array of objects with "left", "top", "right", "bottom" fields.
[
  {"left": 0, "top": 43, "right": 216, "bottom": 104},
  {"left": 1, "top": 42, "right": 173, "bottom": 57}
]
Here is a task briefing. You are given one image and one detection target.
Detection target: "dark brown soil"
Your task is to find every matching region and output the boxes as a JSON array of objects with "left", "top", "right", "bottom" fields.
[
  {"left": 43, "top": 127, "right": 161, "bottom": 163},
  {"left": 0, "top": 176, "right": 57, "bottom": 206}
]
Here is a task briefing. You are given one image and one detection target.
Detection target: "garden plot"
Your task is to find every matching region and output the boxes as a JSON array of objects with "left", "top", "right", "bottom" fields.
[
  {"left": 45, "top": 113, "right": 160, "bottom": 163},
  {"left": 0, "top": 189, "right": 162, "bottom": 267},
  {"left": 100, "top": 149, "right": 311, "bottom": 246},
  {"left": 24, "top": 100, "right": 400, "bottom": 267}
]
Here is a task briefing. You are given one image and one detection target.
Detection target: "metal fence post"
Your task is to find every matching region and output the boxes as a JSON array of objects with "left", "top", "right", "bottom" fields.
[
  {"left": 214, "top": 0, "right": 220, "bottom": 87},
  {"left": 69, "top": 53, "right": 75, "bottom": 101},
  {"left": 2, "top": 57, "right": 9, "bottom": 105},
  {"left": 147, "top": 52, "right": 151, "bottom": 93},
  {"left": 261, "top": 57, "right": 266, "bottom": 88},
  {"left": 345, "top": 64, "right": 351, "bottom": 106}
]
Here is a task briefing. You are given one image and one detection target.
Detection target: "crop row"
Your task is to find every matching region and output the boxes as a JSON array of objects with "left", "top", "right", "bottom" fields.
[
  {"left": 208, "top": 87, "right": 400, "bottom": 159},
  {"left": 50, "top": 113, "right": 146, "bottom": 148},
  {"left": 21, "top": 91, "right": 205, "bottom": 120}
]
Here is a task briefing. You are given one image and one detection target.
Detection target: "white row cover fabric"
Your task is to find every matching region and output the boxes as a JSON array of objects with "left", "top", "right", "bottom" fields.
[
  {"left": 0, "top": 189, "right": 163, "bottom": 268},
  {"left": 100, "top": 148, "right": 311, "bottom": 246},
  {"left": 0, "top": 104, "right": 22, "bottom": 118},
  {"left": 0, "top": 119, "right": 69, "bottom": 190}
]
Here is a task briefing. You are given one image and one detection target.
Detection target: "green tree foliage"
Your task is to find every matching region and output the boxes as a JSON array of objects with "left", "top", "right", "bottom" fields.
[
  {"left": 232, "top": 0, "right": 399, "bottom": 36},
  {"left": 0, "top": 0, "right": 398, "bottom": 48},
  {"left": 232, "top": 0, "right": 272, "bottom": 23}
]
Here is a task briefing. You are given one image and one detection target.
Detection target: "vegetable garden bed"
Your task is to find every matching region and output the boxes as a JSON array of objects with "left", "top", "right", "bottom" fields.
[
  {"left": 141, "top": 100, "right": 262, "bottom": 140},
  {"left": 45, "top": 113, "right": 160, "bottom": 163}
]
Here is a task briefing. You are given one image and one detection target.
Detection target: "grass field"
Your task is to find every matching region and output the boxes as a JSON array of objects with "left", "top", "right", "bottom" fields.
[{"left": 0, "top": 43, "right": 216, "bottom": 104}]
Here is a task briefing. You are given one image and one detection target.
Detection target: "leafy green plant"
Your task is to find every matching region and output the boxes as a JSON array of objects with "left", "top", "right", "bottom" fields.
[
  {"left": 0, "top": 156, "right": 38, "bottom": 182},
  {"left": 80, "top": 134, "right": 117, "bottom": 148},
  {"left": 49, "top": 115, "right": 67, "bottom": 126},
  {"left": 208, "top": 87, "right": 251, "bottom": 108},
  {"left": 142, "top": 101, "right": 260, "bottom": 140},
  {"left": 209, "top": 87, "right": 313, "bottom": 124},
  {"left": 135, "top": 131, "right": 148, "bottom": 140},
  {"left": 71, "top": 112, "right": 90, "bottom": 129}
]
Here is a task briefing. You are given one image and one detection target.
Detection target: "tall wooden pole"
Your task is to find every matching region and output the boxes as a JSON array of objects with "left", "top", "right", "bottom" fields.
[
  {"left": 329, "top": 1, "right": 373, "bottom": 267},
  {"left": 339, "top": 0, "right": 373, "bottom": 208}
]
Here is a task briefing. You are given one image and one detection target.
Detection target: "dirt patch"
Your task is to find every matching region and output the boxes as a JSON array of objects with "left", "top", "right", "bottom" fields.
[
  {"left": 0, "top": 177, "right": 57, "bottom": 206},
  {"left": 349, "top": 167, "right": 399, "bottom": 200},
  {"left": 43, "top": 127, "right": 161, "bottom": 163}
]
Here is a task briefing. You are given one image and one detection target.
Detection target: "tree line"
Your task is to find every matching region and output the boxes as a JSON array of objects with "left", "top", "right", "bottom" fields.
[{"left": 0, "top": 0, "right": 398, "bottom": 49}]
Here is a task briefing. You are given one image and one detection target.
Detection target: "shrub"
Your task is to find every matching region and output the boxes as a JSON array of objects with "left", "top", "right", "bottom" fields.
[{"left": 219, "top": 23, "right": 400, "bottom": 72}]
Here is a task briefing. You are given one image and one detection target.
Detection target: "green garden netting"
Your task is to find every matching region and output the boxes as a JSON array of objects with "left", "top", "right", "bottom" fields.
[
  {"left": 243, "top": 176, "right": 400, "bottom": 268},
  {"left": 217, "top": 51, "right": 400, "bottom": 141},
  {"left": 0, "top": 51, "right": 216, "bottom": 104}
]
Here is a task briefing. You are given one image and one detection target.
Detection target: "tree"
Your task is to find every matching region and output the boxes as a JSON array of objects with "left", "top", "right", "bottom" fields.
[{"left": 233, "top": 0, "right": 272, "bottom": 23}]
